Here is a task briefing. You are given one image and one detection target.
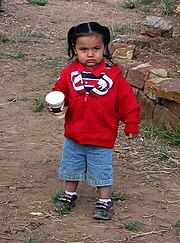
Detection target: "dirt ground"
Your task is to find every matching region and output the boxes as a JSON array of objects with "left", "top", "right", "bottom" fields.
[{"left": 0, "top": 0, "right": 180, "bottom": 242}]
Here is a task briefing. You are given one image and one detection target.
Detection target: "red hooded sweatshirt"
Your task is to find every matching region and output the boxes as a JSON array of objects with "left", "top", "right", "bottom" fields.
[{"left": 52, "top": 59, "right": 140, "bottom": 148}]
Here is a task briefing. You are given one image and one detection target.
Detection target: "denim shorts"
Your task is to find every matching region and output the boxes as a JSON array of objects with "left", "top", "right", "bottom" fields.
[{"left": 58, "top": 138, "right": 113, "bottom": 186}]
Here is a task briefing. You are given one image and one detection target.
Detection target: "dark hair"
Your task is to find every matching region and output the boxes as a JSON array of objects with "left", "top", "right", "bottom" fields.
[{"left": 67, "top": 22, "right": 112, "bottom": 61}]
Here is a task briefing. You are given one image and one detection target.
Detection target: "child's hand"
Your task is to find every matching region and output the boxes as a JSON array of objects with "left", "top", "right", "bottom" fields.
[
  {"left": 127, "top": 133, "right": 138, "bottom": 139},
  {"left": 45, "top": 102, "right": 53, "bottom": 113}
]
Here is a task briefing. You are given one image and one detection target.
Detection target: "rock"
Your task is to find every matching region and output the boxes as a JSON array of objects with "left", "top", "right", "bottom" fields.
[
  {"left": 132, "top": 87, "right": 139, "bottom": 97},
  {"left": 137, "top": 91, "right": 156, "bottom": 119},
  {"left": 173, "top": 5, "right": 180, "bottom": 15},
  {"left": 140, "top": 16, "right": 173, "bottom": 37},
  {"left": 150, "top": 68, "right": 168, "bottom": 78},
  {"left": 144, "top": 77, "right": 180, "bottom": 103},
  {"left": 9, "top": 186, "right": 17, "bottom": 193},
  {"left": 112, "top": 58, "right": 139, "bottom": 77},
  {"left": 162, "top": 99, "right": 180, "bottom": 117},
  {"left": 111, "top": 43, "right": 135, "bottom": 60},
  {"left": 126, "top": 62, "right": 151, "bottom": 89},
  {"left": 153, "top": 104, "right": 179, "bottom": 128},
  {"left": 146, "top": 92, "right": 160, "bottom": 103},
  {"left": 144, "top": 77, "right": 163, "bottom": 96},
  {"left": 144, "top": 68, "right": 168, "bottom": 101},
  {"left": 112, "top": 34, "right": 151, "bottom": 49}
]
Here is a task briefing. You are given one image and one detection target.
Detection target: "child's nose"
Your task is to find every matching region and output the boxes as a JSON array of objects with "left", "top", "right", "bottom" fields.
[{"left": 87, "top": 50, "right": 93, "bottom": 57}]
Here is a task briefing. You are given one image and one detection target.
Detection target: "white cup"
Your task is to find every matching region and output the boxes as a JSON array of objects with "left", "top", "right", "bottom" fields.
[{"left": 45, "top": 91, "right": 65, "bottom": 115}]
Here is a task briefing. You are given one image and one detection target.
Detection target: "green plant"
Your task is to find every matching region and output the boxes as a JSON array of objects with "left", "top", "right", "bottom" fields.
[
  {"left": 111, "top": 191, "right": 127, "bottom": 201},
  {"left": 33, "top": 98, "right": 44, "bottom": 112},
  {"left": 51, "top": 191, "right": 62, "bottom": 202},
  {"left": 157, "top": 144, "right": 175, "bottom": 161},
  {"left": 17, "top": 38, "right": 29, "bottom": 43},
  {"left": 31, "top": 31, "right": 46, "bottom": 38},
  {"left": 25, "top": 234, "right": 44, "bottom": 243},
  {"left": 26, "top": 238, "right": 40, "bottom": 243},
  {"left": 118, "top": 219, "right": 143, "bottom": 231},
  {"left": 124, "top": 221, "right": 143, "bottom": 231},
  {"left": 139, "top": 0, "right": 152, "bottom": 4},
  {"left": 159, "top": 127, "right": 180, "bottom": 146},
  {"left": 27, "top": 0, "right": 48, "bottom": 6},
  {"left": 0, "top": 33, "right": 9, "bottom": 42},
  {"left": 21, "top": 29, "right": 47, "bottom": 38},
  {"left": 9, "top": 51, "right": 25, "bottom": 58},
  {"left": 167, "top": 69, "right": 174, "bottom": 77},
  {"left": 56, "top": 203, "right": 70, "bottom": 214},
  {"left": 109, "top": 23, "right": 139, "bottom": 39},
  {"left": 17, "top": 96, "right": 29, "bottom": 101},
  {"left": 141, "top": 120, "right": 180, "bottom": 146},
  {"left": 161, "top": 0, "right": 175, "bottom": 15},
  {"left": 122, "top": 0, "right": 135, "bottom": 9},
  {"left": 51, "top": 192, "right": 71, "bottom": 214},
  {"left": 141, "top": 5, "right": 150, "bottom": 12},
  {"left": 174, "top": 220, "right": 180, "bottom": 227}
]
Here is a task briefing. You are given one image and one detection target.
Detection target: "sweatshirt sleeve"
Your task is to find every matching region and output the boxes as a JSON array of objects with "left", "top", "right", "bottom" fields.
[{"left": 115, "top": 70, "right": 141, "bottom": 135}]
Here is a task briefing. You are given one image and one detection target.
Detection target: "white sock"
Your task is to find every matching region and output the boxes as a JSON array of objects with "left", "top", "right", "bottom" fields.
[
  {"left": 65, "top": 190, "right": 77, "bottom": 196},
  {"left": 99, "top": 198, "right": 111, "bottom": 203}
]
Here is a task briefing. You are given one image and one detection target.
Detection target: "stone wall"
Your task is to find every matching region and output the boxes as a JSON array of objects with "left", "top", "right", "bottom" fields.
[
  {"left": 113, "top": 58, "right": 180, "bottom": 129},
  {"left": 111, "top": 15, "right": 180, "bottom": 129}
]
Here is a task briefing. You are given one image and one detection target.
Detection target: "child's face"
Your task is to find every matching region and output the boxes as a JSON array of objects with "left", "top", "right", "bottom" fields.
[{"left": 74, "top": 34, "right": 105, "bottom": 69}]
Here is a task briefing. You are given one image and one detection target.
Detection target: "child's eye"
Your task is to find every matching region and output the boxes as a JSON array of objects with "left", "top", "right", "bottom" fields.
[
  {"left": 94, "top": 47, "right": 100, "bottom": 51},
  {"left": 80, "top": 48, "right": 87, "bottom": 52}
]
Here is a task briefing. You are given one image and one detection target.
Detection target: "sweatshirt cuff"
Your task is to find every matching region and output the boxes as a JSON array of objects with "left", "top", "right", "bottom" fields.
[{"left": 124, "top": 123, "right": 139, "bottom": 135}]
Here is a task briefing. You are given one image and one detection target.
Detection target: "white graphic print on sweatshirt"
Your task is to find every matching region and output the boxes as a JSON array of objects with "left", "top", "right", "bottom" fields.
[{"left": 71, "top": 71, "right": 113, "bottom": 95}]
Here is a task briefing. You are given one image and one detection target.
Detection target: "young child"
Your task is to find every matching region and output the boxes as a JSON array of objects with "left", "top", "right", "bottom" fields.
[{"left": 47, "top": 22, "right": 140, "bottom": 220}]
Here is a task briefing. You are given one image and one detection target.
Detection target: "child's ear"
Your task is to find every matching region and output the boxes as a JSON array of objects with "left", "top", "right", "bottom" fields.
[
  {"left": 104, "top": 46, "right": 107, "bottom": 54},
  {"left": 73, "top": 46, "right": 77, "bottom": 55}
]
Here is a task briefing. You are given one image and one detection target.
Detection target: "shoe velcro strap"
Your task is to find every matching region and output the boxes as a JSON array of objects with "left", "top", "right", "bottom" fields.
[
  {"left": 95, "top": 202, "right": 108, "bottom": 210},
  {"left": 59, "top": 194, "right": 73, "bottom": 203}
]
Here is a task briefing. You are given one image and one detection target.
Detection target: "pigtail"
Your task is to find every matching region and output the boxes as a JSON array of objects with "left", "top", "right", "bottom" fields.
[
  {"left": 103, "top": 26, "right": 111, "bottom": 45},
  {"left": 67, "top": 26, "right": 76, "bottom": 59},
  {"left": 102, "top": 25, "right": 112, "bottom": 62}
]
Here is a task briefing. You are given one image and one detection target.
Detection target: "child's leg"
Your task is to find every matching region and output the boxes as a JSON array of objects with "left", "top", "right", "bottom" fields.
[
  {"left": 97, "top": 185, "right": 111, "bottom": 199},
  {"left": 55, "top": 139, "right": 87, "bottom": 213},
  {"left": 65, "top": 180, "right": 79, "bottom": 193},
  {"left": 55, "top": 180, "right": 79, "bottom": 213},
  {"left": 86, "top": 146, "right": 114, "bottom": 220},
  {"left": 93, "top": 186, "right": 114, "bottom": 220}
]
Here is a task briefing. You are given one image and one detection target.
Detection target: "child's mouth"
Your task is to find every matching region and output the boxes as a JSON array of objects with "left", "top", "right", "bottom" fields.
[{"left": 87, "top": 60, "right": 96, "bottom": 64}]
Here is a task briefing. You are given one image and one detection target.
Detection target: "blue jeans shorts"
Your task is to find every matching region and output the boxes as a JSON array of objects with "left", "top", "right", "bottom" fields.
[{"left": 58, "top": 138, "right": 113, "bottom": 186}]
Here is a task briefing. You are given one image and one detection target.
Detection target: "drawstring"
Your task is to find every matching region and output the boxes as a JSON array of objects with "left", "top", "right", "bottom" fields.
[{"left": 84, "top": 92, "right": 89, "bottom": 101}]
